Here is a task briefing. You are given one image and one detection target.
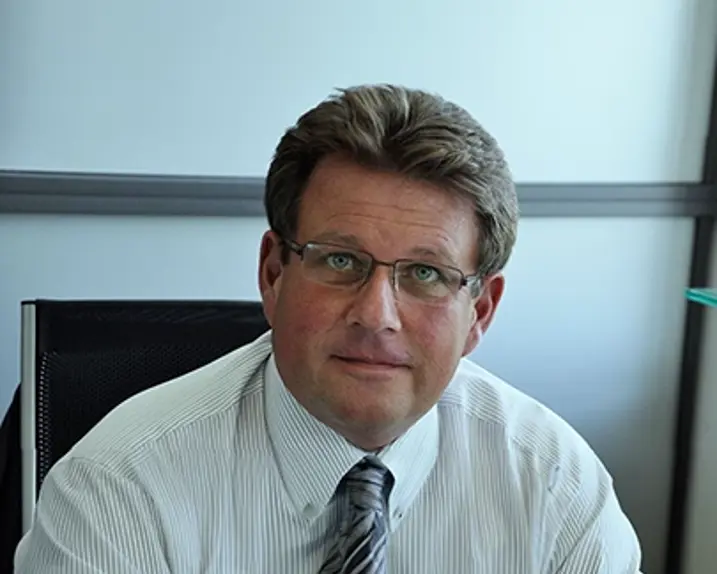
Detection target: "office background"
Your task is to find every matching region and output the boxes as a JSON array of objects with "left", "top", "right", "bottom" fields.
[{"left": 2, "top": 1, "right": 717, "bottom": 573}]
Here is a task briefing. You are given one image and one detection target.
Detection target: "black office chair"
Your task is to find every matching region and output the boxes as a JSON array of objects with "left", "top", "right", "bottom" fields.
[{"left": 16, "top": 299, "right": 269, "bottom": 537}]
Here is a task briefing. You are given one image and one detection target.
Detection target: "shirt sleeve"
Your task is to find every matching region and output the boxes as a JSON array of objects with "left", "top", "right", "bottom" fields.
[
  {"left": 554, "top": 487, "right": 642, "bottom": 573},
  {"left": 14, "top": 457, "right": 171, "bottom": 574},
  {"left": 548, "top": 452, "right": 643, "bottom": 574}
]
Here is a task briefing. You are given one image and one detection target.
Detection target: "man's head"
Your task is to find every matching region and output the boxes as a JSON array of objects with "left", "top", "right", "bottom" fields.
[{"left": 259, "top": 84, "right": 518, "bottom": 450}]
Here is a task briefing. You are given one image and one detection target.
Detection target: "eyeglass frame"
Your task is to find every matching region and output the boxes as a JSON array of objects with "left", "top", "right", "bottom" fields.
[{"left": 281, "top": 238, "right": 482, "bottom": 300}]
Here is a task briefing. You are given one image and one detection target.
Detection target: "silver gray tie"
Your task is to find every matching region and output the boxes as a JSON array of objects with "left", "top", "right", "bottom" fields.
[{"left": 319, "top": 458, "right": 394, "bottom": 574}]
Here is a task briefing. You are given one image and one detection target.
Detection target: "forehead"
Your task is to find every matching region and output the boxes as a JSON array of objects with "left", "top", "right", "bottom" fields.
[{"left": 296, "top": 155, "right": 479, "bottom": 266}]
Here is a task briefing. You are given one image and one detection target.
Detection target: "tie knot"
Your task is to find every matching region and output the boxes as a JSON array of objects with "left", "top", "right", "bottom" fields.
[{"left": 344, "top": 458, "right": 393, "bottom": 513}]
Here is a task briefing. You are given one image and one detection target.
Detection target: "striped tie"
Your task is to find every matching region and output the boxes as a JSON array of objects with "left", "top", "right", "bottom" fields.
[{"left": 319, "top": 458, "right": 394, "bottom": 574}]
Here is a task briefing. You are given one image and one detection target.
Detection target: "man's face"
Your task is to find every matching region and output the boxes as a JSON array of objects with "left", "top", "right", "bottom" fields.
[{"left": 259, "top": 155, "right": 504, "bottom": 450}]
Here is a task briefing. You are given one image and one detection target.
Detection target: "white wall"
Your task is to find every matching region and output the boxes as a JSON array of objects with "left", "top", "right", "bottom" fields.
[
  {"left": 2, "top": 1, "right": 717, "bottom": 573},
  {"left": 1, "top": 0, "right": 716, "bottom": 182}
]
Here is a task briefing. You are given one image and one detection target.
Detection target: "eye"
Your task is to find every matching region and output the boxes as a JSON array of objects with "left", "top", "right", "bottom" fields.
[
  {"left": 409, "top": 264, "right": 442, "bottom": 283},
  {"left": 325, "top": 252, "right": 359, "bottom": 271}
]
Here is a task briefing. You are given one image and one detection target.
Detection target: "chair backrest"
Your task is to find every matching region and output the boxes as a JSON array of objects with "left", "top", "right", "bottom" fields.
[{"left": 20, "top": 299, "right": 269, "bottom": 532}]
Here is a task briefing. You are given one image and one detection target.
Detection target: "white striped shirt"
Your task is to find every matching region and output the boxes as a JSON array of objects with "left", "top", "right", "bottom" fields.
[{"left": 15, "top": 331, "right": 642, "bottom": 573}]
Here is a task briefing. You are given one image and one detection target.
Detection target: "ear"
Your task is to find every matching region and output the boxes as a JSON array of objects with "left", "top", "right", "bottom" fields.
[
  {"left": 462, "top": 273, "right": 505, "bottom": 357},
  {"left": 258, "top": 230, "right": 285, "bottom": 326}
]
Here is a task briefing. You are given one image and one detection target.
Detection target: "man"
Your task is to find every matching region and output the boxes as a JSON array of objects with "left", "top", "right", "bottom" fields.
[{"left": 15, "top": 84, "right": 642, "bottom": 573}]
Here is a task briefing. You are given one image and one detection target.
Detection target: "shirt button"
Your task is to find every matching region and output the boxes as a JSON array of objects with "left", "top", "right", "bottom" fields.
[
  {"left": 393, "top": 509, "right": 404, "bottom": 521},
  {"left": 303, "top": 504, "right": 320, "bottom": 519}
]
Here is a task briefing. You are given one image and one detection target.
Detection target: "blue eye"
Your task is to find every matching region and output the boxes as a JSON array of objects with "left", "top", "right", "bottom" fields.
[
  {"left": 325, "top": 252, "right": 357, "bottom": 271},
  {"left": 410, "top": 264, "right": 442, "bottom": 283}
]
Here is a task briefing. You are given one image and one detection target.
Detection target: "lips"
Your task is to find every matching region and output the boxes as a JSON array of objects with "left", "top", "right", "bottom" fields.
[{"left": 332, "top": 351, "right": 411, "bottom": 369}]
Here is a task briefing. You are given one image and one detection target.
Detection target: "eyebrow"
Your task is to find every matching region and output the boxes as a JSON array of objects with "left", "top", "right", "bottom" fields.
[
  {"left": 310, "top": 231, "right": 461, "bottom": 267},
  {"left": 312, "top": 231, "right": 364, "bottom": 249}
]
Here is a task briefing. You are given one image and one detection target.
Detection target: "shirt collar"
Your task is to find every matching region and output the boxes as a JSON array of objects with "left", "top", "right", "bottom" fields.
[{"left": 264, "top": 353, "right": 439, "bottom": 528}]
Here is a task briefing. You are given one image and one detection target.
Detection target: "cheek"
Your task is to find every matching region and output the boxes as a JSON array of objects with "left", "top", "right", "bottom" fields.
[
  {"left": 274, "top": 279, "right": 340, "bottom": 353},
  {"left": 411, "top": 306, "right": 472, "bottom": 368}
]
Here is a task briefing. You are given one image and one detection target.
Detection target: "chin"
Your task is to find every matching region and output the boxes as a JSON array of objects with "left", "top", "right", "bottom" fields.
[{"left": 326, "top": 386, "right": 411, "bottom": 428}]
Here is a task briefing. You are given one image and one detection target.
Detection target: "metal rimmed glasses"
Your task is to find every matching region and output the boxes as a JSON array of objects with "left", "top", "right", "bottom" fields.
[{"left": 283, "top": 238, "right": 481, "bottom": 306}]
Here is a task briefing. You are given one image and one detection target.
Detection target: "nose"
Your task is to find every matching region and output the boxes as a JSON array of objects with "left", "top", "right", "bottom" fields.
[{"left": 345, "top": 265, "right": 402, "bottom": 333}]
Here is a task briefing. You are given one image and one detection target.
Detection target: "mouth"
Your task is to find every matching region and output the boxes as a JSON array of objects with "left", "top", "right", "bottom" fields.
[{"left": 332, "top": 355, "right": 410, "bottom": 371}]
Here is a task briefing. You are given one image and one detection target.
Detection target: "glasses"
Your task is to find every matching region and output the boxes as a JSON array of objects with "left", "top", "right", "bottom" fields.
[{"left": 283, "top": 239, "right": 481, "bottom": 305}]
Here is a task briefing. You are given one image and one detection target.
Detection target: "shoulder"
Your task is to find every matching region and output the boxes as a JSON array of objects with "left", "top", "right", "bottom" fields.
[
  {"left": 440, "top": 357, "right": 611, "bottom": 490},
  {"left": 60, "top": 331, "right": 273, "bottom": 472},
  {"left": 438, "top": 359, "right": 642, "bottom": 563}
]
